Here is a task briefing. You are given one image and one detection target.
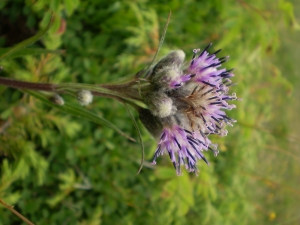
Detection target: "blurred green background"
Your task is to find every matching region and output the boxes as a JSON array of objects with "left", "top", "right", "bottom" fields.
[{"left": 0, "top": 0, "right": 299, "bottom": 224}]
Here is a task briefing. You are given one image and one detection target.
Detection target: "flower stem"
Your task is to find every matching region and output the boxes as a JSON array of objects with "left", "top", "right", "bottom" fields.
[
  {"left": 0, "top": 77, "right": 146, "bottom": 108},
  {"left": 0, "top": 77, "right": 56, "bottom": 92}
]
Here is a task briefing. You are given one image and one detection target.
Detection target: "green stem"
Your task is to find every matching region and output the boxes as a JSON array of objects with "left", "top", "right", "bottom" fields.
[{"left": 0, "top": 198, "right": 35, "bottom": 225}]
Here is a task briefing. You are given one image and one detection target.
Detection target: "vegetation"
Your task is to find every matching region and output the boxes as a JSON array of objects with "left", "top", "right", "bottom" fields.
[{"left": 0, "top": 0, "right": 299, "bottom": 224}]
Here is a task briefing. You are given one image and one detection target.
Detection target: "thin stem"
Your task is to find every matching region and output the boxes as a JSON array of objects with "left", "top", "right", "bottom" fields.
[
  {"left": 124, "top": 103, "right": 145, "bottom": 175},
  {"left": 0, "top": 77, "right": 146, "bottom": 108},
  {"left": 91, "top": 91, "right": 124, "bottom": 102},
  {"left": 143, "top": 10, "right": 172, "bottom": 78},
  {"left": 0, "top": 77, "right": 140, "bottom": 100},
  {"left": 0, "top": 198, "right": 35, "bottom": 225},
  {"left": 99, "top": 79, "right": 138, "bottom": 89},
  {"left": 0, "top": 77, "right": 56, "bottom": 92}
]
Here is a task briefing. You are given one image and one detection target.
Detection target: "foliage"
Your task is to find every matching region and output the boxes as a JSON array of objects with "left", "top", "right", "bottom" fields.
[{"left": 0, "top": 0, "right": 299, "bottom": 224}]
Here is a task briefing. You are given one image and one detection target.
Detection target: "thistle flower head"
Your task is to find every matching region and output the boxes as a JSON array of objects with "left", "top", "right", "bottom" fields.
[{"left": 140, "top": 44, "right": 237, "bottom": 175}]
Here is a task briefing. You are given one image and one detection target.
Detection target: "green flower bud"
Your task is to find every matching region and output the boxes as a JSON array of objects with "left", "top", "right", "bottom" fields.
[
  {"left": 145, "top": 91, "right": 176, "bottom": 118},
  {"left": 151, "top": 50, "right": 185, "bottom": 75},
  {"left": 138, "top": 108, "right": 163, "bottom": 139},
  {"left": 149, "top": 50, "right": 192, "bottom": 91},
  {"left": 151, "top": 67, "right": 183, "bottom": 91}
]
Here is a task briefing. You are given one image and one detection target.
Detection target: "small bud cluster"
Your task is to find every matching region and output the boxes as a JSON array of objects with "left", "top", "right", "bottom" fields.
[{"left": 141, "top": 44, "right": 237, "bottom": 175}]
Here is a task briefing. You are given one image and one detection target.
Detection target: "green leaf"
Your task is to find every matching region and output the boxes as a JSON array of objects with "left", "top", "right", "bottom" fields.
[
  {"left": 25, "top": 90, "right": 136, "bottom": 142},
  {"left": 0, "top": 13, "right": 53, "bottom": 61},
  {"left": 124, "top": 103, "right": 144, "bottom": 175},
  {"left": 0, "top": 48, "right": 65, "bottom": 60},
  {"left": 50, "top": 0, "right": 60, "bottom": 11},
  {"left": 63, "top": 0, "right": 77, "bottom": 16},
  {"left": 165, "top": 175, "right": 194, "bottom": 217},
  {"left": 155, "top": 167, "right": 177, "bottom": 179}
]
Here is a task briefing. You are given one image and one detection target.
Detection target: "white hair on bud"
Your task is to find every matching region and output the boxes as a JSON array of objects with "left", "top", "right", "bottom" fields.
[
  {"left": 151, "top": 49, "right": 185, "bottom": 76},
  {"left": 149, "top": 50, "right": 188, "bottom": 91},
  {"left": 151, "top": 68, "right": 182, "bottom": 90},
  {"left": 158, "top": 50, "right": 185, "bottom": 68},
  {"left": 157, "top": 98, "right": 174, "bottom": 118},
  {"left": 172, "top": 50, "right": 185, "bottom": 65},
  {"left": 145, "top": 91, "right": 176, "bottom": 118},
  {"left": 77, "top": 90, "right": 93, "bottom": 106}
]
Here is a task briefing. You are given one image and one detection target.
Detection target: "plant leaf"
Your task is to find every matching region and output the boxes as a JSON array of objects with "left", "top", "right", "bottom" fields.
[
  {"left": 25, "top": 90, "right": 136, "bottom": 142},
  {"left": 124, "top": 103, "right": 144, "bottom": 175},
  {"left": 0, "top": 13, "right": 53, "bottom": 60},
  {"left": 142, "top": 10, "right": 171, "bottom": 78}
]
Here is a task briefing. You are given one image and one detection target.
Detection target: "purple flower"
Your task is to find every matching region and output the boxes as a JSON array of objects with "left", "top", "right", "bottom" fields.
[
  {"left": 151, "top": 125, "right": 213, "bottom": 175},
  {"left": 143, "top": 44, "right": 237, "bottom": 175}
]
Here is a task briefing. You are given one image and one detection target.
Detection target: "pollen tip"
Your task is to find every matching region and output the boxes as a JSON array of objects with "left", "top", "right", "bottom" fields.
[{"left": 151, "top": 161, "right": 157, "bottom": 165}]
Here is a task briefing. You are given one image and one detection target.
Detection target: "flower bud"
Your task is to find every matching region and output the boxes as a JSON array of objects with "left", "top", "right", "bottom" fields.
[
  {"left": 77, "top": 90, "right": 93, "bottom": 106},
  {"left": 50, "top": 94, "right": 64, "bottom": 106},
  {"left": 138, "top": 108, "right": 163, "bottom": 138},
  {"left": 145, "top": 91, "right": 176, "bottom": 118},
  {"left": 149, "top": 50, "right": 193, "bottom": 91},
  {"left": 151, "top": 50, "right": 185, "bottom": 76},
  {"left": 151, "top": 68, "right": 182, "bottom": 90}
]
